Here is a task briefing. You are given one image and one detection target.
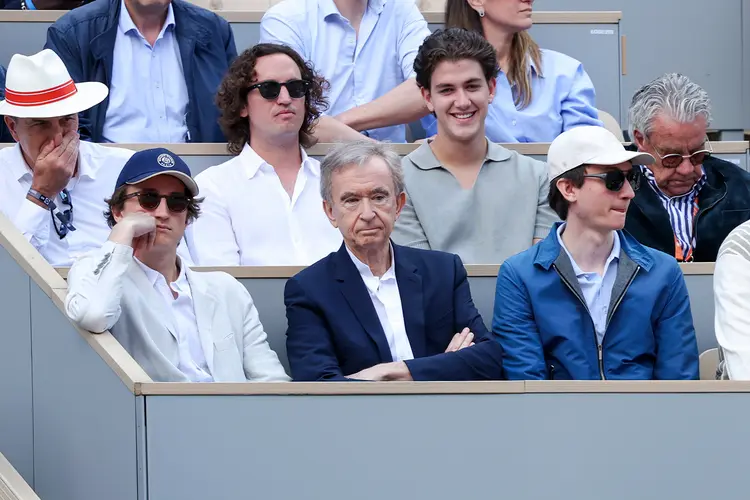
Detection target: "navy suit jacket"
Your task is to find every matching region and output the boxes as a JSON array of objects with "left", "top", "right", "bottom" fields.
[{"left": 284, "top": 243, "right": 504, "bottom": 381}]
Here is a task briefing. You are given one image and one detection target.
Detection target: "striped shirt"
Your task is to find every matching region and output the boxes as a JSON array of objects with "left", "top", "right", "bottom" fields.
[{"left": 640, "top": 166, "right": 707, "bottom": 261}]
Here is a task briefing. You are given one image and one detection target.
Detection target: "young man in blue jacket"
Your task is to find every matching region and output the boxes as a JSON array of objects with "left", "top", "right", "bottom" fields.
[
  {"left": 492, "top": 125, "right": 699, "bottom": 380},
  {"left": 43, "top": 0, "right": 236, "bottom": 143}
]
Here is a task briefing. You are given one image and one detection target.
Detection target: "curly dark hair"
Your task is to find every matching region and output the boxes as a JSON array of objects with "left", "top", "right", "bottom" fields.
[
  {"left": 413, "top": 28, "right": 498, "bottom": 91},
  {"left": 103, "top": 185, "right": 202, "bottom": 228},
  {"left": 216, "top": 43, "right": 330, "bottom": 155}
]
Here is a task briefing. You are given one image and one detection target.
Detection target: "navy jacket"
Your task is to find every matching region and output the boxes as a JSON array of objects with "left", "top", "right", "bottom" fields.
[
  {"left": 284, "top": 243, "right": 504, "bottom": 381},
  {"left": 493, "top": 223, "right": 699, "bottom": 380},
  {"left": 44, "top": 0, "right": 237, "bottom": 142},
  {"left": 0, "top": 65, "right": 13, "bottom": 143},
  {"left": 625, "top": 150, "right": 750, "bottom": 262}
]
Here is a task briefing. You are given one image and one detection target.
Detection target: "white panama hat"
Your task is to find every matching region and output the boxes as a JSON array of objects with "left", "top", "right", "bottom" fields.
[
  {"left": 0, "top": 49, "right": 108, "bottom": 119},
  {"left": 547, "top": 126, "right": 656, "bottom": 180}
]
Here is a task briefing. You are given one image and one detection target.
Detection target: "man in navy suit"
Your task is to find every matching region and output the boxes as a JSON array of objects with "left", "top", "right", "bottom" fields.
[{"left": 284, "top": 140, "right": 504, "bottom": 381}]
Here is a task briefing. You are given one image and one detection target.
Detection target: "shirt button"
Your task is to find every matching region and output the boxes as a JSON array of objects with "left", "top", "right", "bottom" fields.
[{"left": 512, "top": 120, "right": 517, "bottom": 126}]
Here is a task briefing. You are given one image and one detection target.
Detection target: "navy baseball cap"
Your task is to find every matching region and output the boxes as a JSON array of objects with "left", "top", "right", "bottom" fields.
[{"left": 115, "top": 148, "right": 199, "bottom": 196}]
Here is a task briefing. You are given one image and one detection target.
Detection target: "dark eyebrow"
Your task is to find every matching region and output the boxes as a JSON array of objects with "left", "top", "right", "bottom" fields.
[
  {"left": 371, "top": 187, "right": 391, "bottom": 196},
  {"left": 339, "top": 191, "right": 359, "bottom": 200}
]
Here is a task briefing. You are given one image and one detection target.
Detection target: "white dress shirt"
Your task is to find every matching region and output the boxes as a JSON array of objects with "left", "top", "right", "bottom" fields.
[
  {"left": 103, "top": 0, "right": 190, "bottom": 143},
  {"left": 0, "top": 142, "right": 133, "bottom": 266},
  {"left": 134, "top": 258, "right": 213, "bottom": 382},
  {"left": 346, "top": 244, "right": 414, "bottom": 362},
  {"left": 259, "top": 0, "right": 431, "bottom": 143},
  {"left": 187, "top": 144, "right": 343, "bottom": 266},
  {"left": 715, "top": 220, "right": 750, "bottom": 380}
]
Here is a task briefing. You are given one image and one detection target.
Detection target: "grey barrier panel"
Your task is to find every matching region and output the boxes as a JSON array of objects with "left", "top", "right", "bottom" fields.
[
  {"left": 0, "top": 244, "right": 34, "bottom": 487},
  {"left": 744, "top": 0, "right": 750, "bottom": 131},
  {"left": 0, "top": 22, "right": 49, "bottom": 67},
  {"left": 145, "top": 392, "right": 746, "bottom": 500},
  {"left": 715, "top": 153, "right": 749, "bottom": 171},
  {"left": 533, "top": 0, "right": 744, "bottom": 133},
  {"left": 237, "top": 273, "right": 717, "bottom": 372},
  {"left": 29, "top": 285, "right": 141, "bottom": 500}
]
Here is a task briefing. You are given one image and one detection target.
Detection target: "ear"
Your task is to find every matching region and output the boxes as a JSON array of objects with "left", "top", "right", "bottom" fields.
[
  {"left": 323, "top": 200, "right": 338, "bottom": 228},
  {"left": 112, "top": 204, "right": 125, "bottom": 225},
  {"left": 555, "top": 177, "right": 578, "bottom": 204},
  {"left": 240, "top": 105, "right": 249, "bottom": 118},
  {"left": 420, "top": 86, "right": 435, "bottom": 114},
  {"left": 4, "top": 116, "right": 20, "bottom": 143},
  {"left": 466, "top": 0, "right": 484, "bottom": 13},
  {"left": 394, "top": 191, "right": 407, "bottom": 220},
  {"left": 632, "top": 130, "right": 646, "bottom": 151},
  {"left": 487, "top": 77, "right": 497, "bottom": 103}
]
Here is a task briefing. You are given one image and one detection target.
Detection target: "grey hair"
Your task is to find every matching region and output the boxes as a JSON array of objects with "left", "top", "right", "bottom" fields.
[
  {"left": 319, "top": 140, "right": 405, "bottom": 204},
  {"left": 628, "top": 73, "right": 712, "bottom": 140}
]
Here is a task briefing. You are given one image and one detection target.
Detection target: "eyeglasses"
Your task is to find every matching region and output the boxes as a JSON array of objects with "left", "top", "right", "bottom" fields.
[
  {"left": 123, "top": 191, "right": 191, "bottom": 213},
  {"left": 651, "top": 139, "right": 713, "bottom": 169},
  {"left": 52, "top": 188, "right": 76, "bottom": 239},
  {"left": 247, "top": 79, "right": 309, "bottom": 100},
  {"left": 582, "top": 168, "right": 641, "bottom": 192}
]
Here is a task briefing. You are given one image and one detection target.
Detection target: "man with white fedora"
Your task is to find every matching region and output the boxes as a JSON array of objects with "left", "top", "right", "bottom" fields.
[
  {"left": 0, "top": 49, "right": 134, "bottom": 266},
  {"left": 491, "top": 125, "right": 699, "bottom": 380}
]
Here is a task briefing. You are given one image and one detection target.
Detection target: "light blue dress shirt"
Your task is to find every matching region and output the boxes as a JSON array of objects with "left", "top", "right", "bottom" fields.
[
  {"left": 102, "top": 0, "right": 190, "bottom": 143},
  {"left": 556, "top": 223, "right": 620, "bottom": 345},
  {"left": 422, "top": 49, "right": 602, "bottom": 143},
  {"left": 259, "top": 0, "right": 431, "bottom": 143}
]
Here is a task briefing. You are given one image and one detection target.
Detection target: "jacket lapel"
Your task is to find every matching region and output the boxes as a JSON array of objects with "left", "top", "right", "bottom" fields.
[
  {"left": 127, "top": 261, "right": 178, "bottom": 342},
  {"left": 89, "top": 0, "right": 120, "bottom": 140},
  {"left": 174, "top": 3, "right": 209, "bottom": 142},
  {"left": 185, "top": 267, "right": 216, "bottom": 374},
  {"left": 393, "top": 245, "right": 426, "bottom": 359},
  {"left": 332, "top": 245, "right": 392, "bottom": 362}
]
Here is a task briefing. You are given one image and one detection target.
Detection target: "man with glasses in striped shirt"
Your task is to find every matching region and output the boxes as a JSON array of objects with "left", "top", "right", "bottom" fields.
[{"left": 625, "top": 73, "right": 750, "bottom": 262}]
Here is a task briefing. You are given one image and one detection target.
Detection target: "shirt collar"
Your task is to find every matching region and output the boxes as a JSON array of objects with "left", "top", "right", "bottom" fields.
[
  {"left": 239, "top": 143, "right": 317, "bottom": 179},
  {"left": 134, "top": 256, "right": 188, "bottom": 292},
  {"left": 119, "top": 0, "right": 176, "bottom": 39},
  {"left": 345, "top": 243, "right": 396, "bottom": 293},
  {"left": 320, "top": 0, "right": 385, "bottom": 19},
  {"left": 640, "top": 164, "right": 707, "bottom": 200},
  {"left": 408, "top": 139, "right": 512, "bottom": 170},
  {"left": 556, "top": 222, "right": 620, "bottom": 278}
]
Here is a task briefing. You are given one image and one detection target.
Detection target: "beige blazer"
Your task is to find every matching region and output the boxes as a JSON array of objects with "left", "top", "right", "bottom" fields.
[{"left": 65, "top": 242, "right": 290, "bottom": 382}]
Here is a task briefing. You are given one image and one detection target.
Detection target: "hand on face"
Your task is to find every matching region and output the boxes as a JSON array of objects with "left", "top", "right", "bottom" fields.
[
  {"left": 30, "top": 130, "right": 79, "bottom": 199},
  {"left": 109, "top": 213, "right": 157, "bottom": 251}
]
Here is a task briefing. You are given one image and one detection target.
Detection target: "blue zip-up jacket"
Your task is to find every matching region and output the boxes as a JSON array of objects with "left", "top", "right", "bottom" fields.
[
  {"left": 492, "top": 223, "right": 699, "bottom": 380},
  {"left": 0, "top": 64, "right": 13, "bottom": 143},
  {"left": 44, "top": 0, "right": 237, "bottom": 143}
]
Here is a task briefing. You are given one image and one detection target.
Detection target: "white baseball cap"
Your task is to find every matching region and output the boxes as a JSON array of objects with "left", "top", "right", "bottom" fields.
[
  {"left": 547, "top": 126, "right": 655, "bottom": 180},
  {"left": 0, "top": 49, "right": 108, "bottom": 119}
]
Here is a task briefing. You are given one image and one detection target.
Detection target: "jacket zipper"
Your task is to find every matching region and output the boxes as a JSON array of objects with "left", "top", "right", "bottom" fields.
[
  {"left": 688, "top": 190, "right": 725, "bottom": 261},
  {"left": 553, "top": 264, "right": 603, "bottom": 379}
]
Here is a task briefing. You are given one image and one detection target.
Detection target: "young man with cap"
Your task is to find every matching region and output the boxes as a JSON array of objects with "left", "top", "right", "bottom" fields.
[
  {"left": 0, "top": 49, "right": 133, "bottom": 266},
  {"left": 65, "top": 148, "right": 290, "bottom": 382},
  {"left": 492, "top": 126, "right": 699, "bottom": 380}
]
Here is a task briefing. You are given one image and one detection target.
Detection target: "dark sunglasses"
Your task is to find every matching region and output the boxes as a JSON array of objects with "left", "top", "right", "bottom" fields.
[
  {"left": 582, "top": 168, "right": 641, "bottom": 192},
  {"left": 52, "top": 188, "right": 76, "bottom": 239},
  {"left": 247, "top": 79, "right": 309, "bottom": 100},
  {"left": 123, "top": 191, "right": 191, "bottom": 213}
]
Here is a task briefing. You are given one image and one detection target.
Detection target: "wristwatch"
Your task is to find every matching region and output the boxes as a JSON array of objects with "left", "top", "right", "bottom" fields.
[{"left": 27, "top": 188, "right": 57, "bottom": 210}]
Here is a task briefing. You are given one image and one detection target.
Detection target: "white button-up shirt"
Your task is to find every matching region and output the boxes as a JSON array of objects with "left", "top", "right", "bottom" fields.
[
  {"left": 134, "top": 257, "right": 213, "bottom": 382},
  {"left": 259, "top": 0, "right": 431, "bottom": 143},
  {"left": 103, "top": 0, "right": 190, "bottom": 143},
  {"left": 187, "top": 143, "right": 342, "bottom": 266},
  {"left": 346, "top": 244, "right": 414, "bottom": 362},
  {"left": 0, "top": 142, "right": 134, "bottom": 266}
]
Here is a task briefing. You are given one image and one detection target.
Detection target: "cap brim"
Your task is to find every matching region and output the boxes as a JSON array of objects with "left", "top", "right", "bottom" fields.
[
  {"left": 127, "top": 171, "right": 199, "bottom": 197},
  {"left": 0, "top": 81, "right": 108, "bottom": 118},
  {"left": 587, "top": 150, "right": 655, "bottom": 167}
]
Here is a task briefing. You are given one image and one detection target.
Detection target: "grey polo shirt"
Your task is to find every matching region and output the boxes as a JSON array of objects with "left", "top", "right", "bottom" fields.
[{"left": 392, "top": 140, "right": 558, "bottom": 264}]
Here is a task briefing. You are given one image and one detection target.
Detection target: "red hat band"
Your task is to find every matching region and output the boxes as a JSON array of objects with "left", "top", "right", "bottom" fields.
[{"left": 4, "top": 79, "right": 78, "bottom": 107}]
